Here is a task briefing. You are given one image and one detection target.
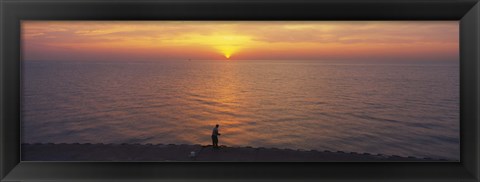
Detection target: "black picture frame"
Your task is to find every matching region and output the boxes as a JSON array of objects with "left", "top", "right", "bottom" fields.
[{"left": 1, "top": 0, "right": 479, "bottom": 181}]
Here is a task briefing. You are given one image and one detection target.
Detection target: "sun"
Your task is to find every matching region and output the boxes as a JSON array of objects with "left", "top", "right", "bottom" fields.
[
  {"left": 170, "top": 33, "right": 250, "bottom": 60},
  {"left": 222, "top": 48, "right": 234, "bottom": 60},
  {"left": 212, "top": 35, "right": 251, "bottom": 60},
  {"left": 218, "top": 45, "right": 236, "bottom": 60}
]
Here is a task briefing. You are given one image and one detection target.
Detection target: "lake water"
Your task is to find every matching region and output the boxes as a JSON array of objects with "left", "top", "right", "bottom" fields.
[{"left": 21, "top": 60, "right": 459, "bottom": 160}]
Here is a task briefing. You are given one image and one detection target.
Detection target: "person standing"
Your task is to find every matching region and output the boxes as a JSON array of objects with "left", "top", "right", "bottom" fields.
[{"left": 211, "top": 124, "right": 221, "bottom": 149}]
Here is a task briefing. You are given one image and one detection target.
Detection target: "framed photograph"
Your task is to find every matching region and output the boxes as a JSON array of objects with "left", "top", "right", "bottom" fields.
[{"left": 1, "top": 0, "right": 479, "bottom": 181}]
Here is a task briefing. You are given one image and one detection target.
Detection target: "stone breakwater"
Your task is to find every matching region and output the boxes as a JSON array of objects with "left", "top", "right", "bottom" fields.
[{"left": 21, "top": 143, "right": 449, "bottom": 162}]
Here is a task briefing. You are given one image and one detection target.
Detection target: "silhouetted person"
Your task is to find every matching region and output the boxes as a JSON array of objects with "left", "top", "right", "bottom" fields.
[{"left": 212, "top": 124, "right": 221, "bottom": 149}]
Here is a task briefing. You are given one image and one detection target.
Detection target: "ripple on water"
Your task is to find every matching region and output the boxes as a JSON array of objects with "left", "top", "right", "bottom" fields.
[{"left": 22, "top": 60, "right": 460, "bottom": 160}]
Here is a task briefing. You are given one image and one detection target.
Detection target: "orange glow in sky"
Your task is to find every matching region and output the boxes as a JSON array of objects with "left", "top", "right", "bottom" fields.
[{"left": 22, "top": 21, "right": 459, "bottom": 62}]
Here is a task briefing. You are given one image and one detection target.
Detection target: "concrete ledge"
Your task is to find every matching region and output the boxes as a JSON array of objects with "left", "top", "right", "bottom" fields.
[{"left": 21, "top": 143, "right": 447, "bottom": 162}]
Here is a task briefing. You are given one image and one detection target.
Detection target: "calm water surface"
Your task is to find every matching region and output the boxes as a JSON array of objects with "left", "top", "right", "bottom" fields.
[{"left": 22, "top": 60, "right": 459, "bottom": 160}]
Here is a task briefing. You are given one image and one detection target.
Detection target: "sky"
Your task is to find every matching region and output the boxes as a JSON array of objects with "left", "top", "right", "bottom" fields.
[{"left": 22, "top": 21, "right": 459, "bottom": 62}]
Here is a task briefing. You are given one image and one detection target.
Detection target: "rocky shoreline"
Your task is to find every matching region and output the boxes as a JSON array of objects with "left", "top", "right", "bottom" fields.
[{"left": 21, "top": 143, "right": 448, "bottom": 162}]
